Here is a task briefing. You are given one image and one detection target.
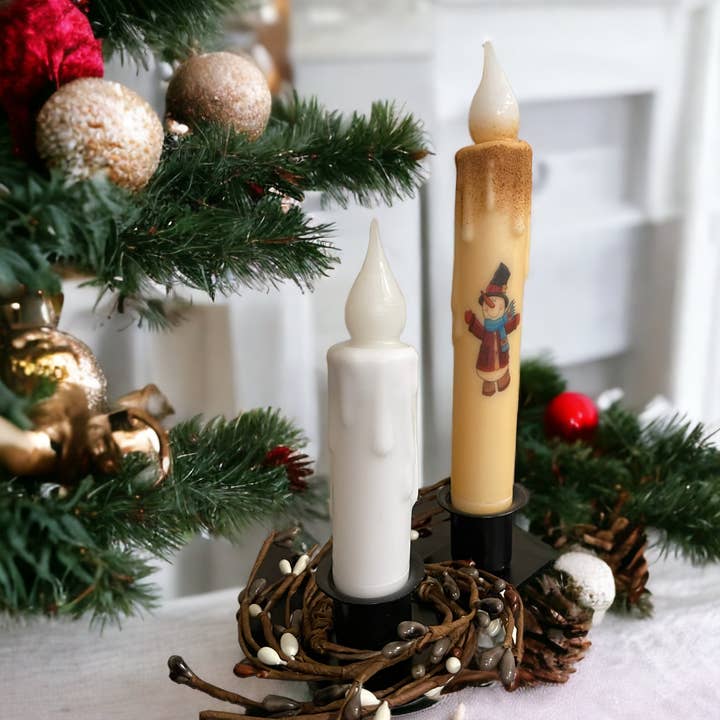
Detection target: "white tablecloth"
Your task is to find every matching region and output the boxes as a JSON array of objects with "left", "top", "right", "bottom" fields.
[{"left": 2, "top": 544, "right": 719, "bottom": 720}]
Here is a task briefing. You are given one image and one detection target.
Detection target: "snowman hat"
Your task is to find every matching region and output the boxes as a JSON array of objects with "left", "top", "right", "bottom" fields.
[{"left": 479, "top": 262, "right": 510, "bottom": 309}]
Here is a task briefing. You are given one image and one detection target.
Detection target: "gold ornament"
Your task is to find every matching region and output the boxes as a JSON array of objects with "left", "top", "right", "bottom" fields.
[
  {"left": 36, "top": 78, "right": 164, "bottom": 190},
  {"left": 0, "top": 417, "right": 55, "bottom": 476},
  {"left": 0, "top": 291, "right": 173, "bottom": 483},
  {"left": 0, "top": 383, "right": 172, "bottom": 485},
  {"left": 0, "top": 291, "right": 108, "bottom": 414},
  {"left": 113, "top": 383, "right": 175, "bottom": 421},
  {"left": 165, "top": 52, "right": 272, "bottom": 140}
]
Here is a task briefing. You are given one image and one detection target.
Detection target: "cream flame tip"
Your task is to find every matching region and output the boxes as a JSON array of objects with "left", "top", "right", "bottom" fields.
[
  {"left": 345, "top": 219, "right": 406, "bottom": 344},
  {"left": 468, "top": 41, "right": 519, "bottom": 144}
]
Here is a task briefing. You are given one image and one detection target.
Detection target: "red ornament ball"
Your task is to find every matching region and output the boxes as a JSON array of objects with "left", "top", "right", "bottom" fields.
[
  {"left": 0, "top": 0, "right": 104, "bottom": 157},
  {"left": 544, "top": 391, "right": 599, "bottom": 442}
]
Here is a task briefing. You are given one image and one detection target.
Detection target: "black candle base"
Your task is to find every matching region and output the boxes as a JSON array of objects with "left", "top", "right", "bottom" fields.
[
  {"left": 437, "top": 483, "right": 530, "bottom": 574},
  {"left": 315, "top": 552, "right": 424, "bottom": 651}
]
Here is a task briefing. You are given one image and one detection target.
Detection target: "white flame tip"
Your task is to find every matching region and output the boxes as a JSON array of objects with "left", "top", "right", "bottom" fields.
[
  {"left": 468, "top": 42, "right": 519, "bottom": 144},
  {"left": 345, "top": 220, "right": 406, "bottom": 344}
]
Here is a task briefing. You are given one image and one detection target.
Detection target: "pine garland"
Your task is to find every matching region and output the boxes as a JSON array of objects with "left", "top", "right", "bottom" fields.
[
  {"left": 5, "top": 358, "right": 719, "bottom": 623},
  {"left": 0, "top": 95, "right": 428, "bottom": 327},
  {"left": 89, "top": 0, "right": 249, "bottom": 64},
  {"left": 0, "top": 408, "right": 320, "bottom": 624},
  {"left": 517, "top": 359, "right": 720, "bottom": 564}
]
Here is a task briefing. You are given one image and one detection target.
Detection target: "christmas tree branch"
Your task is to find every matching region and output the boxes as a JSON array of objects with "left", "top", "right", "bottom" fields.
[
  {"left": 602, "top": 411, "right": 720, "bottom": 563},
  {"left": 517, "top": 359, "right": 720, "bottom": 563},
  {"left": 103, "top": 198, "right": 337, "bottom": 325},
  {"left": 267, "top": 95, "right": 430, "bottom": 207},
  {"left": 150, "top": 96, "right": 429, "bottom": 211},
  {"left": 0, "top": 408, "right": 321, "bottom": 624},
  {"left": 0, "top": 96, "right": 428, "bottom": 325},
  {"left": 89, "top": 0, "right": 250, "bottom": 64},
  {"left": 87, "top": 411, "right": 309, "bottom": 551},
  {"left": 0, "top": 477, "right": 157, "bottom": 624}
]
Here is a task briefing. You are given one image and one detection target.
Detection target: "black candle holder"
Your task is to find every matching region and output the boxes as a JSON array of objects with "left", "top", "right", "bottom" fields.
[
  {"left": 315, "top": 551, "right": 425, "bottom": 651},
  {"left": 437, "top": 483, "right": 529, "bottom": 575}
]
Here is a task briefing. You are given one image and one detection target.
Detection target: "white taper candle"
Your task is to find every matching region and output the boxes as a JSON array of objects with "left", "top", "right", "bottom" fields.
[{"left": 327, "top": 220, "right": 419, "bottom": 598}]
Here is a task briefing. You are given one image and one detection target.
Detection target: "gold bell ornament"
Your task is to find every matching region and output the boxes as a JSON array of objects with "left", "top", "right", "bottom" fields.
[{"left": 0, "top": 290, "right": 172, "bottom": 485}]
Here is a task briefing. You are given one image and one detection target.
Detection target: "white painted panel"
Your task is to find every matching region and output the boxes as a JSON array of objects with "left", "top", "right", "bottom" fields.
[
  {"left": 293, "top": 57, "right": 432, "bottom": 119},
  {"left": 705, "top": 212, "right": 720, "bottom": 425},
  {"left": 292, "top": 2, "right": 430, "bottom": 60},
  {"left": 666, "top": 3, "right": 720, "bottom": 421},
  {"left": 523, "top": 227, "right": 637, "bottom": 364}
]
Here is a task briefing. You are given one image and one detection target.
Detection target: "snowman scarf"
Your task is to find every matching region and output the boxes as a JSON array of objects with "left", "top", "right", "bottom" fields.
[{"left": 483, "top": 314, "right": 510, "bottom": 352}]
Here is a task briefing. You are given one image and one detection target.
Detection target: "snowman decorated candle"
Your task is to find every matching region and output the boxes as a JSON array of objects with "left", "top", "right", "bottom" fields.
[
  {"left": 451, "top": 42, "right": 532, "bottom": 515},
  {"left": 327, "top": 220, "right": 419, "bottom": 599}
]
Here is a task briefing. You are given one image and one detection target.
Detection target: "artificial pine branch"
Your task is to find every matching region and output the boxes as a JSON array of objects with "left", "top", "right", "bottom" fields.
[
  {"left": 0, "top": 476, "right": 158, "bottom": 624},
  {"left": 606, "top": 412, "right": 720, "bottom": 563},
  {"left": 151, "top": 96, "right": 429, "bottom": 211},
  {"left": 107, "top": 411, "right": 308, "bottom": 548},
  {"left": 268, "top": 95, "right": 430, "bottom": 207},
  {"left": 0, "top": 95, "right": 428, "bottom": 325},
  {"left": 107, "top": 197, "right": 337, "bottom": 325},
  {"left": 517, "top": 358, "right": 720, "bottom": 564},
  {"left": 89, "top": 0, "right": 249, "bottom": 65},
  {"left": 0, "top": 409, "right": 320, "bottom": 624}
]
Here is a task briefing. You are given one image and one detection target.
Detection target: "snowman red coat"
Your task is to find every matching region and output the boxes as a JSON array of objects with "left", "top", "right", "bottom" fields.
[{"left": 464, "top": 310, "right": 521, "bottom": 373}]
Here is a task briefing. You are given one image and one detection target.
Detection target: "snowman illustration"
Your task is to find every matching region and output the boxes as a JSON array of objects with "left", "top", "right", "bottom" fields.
[{"left": 464, "top": 262, "right": 520, "bottom": 397}]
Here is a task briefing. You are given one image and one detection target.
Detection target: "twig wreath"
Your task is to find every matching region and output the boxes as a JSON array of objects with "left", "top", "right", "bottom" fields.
[{"left": 169, "top": 480, "right": 592, "bottom": 719}]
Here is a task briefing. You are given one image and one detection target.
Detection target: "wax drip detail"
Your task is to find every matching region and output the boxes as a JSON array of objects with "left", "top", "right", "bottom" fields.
[
  {"left": 485, "top": 158, "right": 497, "bottom": 210},
  {"left": 372, "top": 376, "right": 395, "bottom": 458}
]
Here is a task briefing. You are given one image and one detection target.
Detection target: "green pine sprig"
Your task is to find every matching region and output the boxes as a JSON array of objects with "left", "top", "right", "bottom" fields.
[
  {"left": 0, "top": 408, "right": 321, "bottom": 625},
  {"left": 0, "top": 476, "right": 158, "bottom": 624},
  {"left": 0, "top": 95, "right": 428, "bottom": 326},
  {"left": 517, "top": 358, "right": 720, "bottom": 563},
  {"left": 89, "top": 0, "right": 250, "bottom": 64}
]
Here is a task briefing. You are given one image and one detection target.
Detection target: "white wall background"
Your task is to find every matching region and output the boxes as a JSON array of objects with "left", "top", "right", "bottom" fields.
[{"left": 60, "top": 0, "right": 720, "bottom": 598}]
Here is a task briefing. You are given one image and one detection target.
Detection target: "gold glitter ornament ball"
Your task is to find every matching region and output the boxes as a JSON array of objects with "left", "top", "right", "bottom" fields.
[
  {"left": 36, "top": 78, "right": 164, "bottom": 191},
  {"left": 166, "top": 52, "right": 272, "bottom": 140}
]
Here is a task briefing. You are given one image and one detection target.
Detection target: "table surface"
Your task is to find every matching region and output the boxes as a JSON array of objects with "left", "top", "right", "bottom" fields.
[{"left": 2, "top": 542, "right": 719, "bottom": 720}]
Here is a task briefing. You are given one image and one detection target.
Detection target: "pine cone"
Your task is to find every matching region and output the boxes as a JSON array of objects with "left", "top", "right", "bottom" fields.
[
  {"left": 545, "top": 515, "right": 651, "bottom": 616},
  {"left": 516, "top": 569, "right": 593, "bottom": 687}
]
